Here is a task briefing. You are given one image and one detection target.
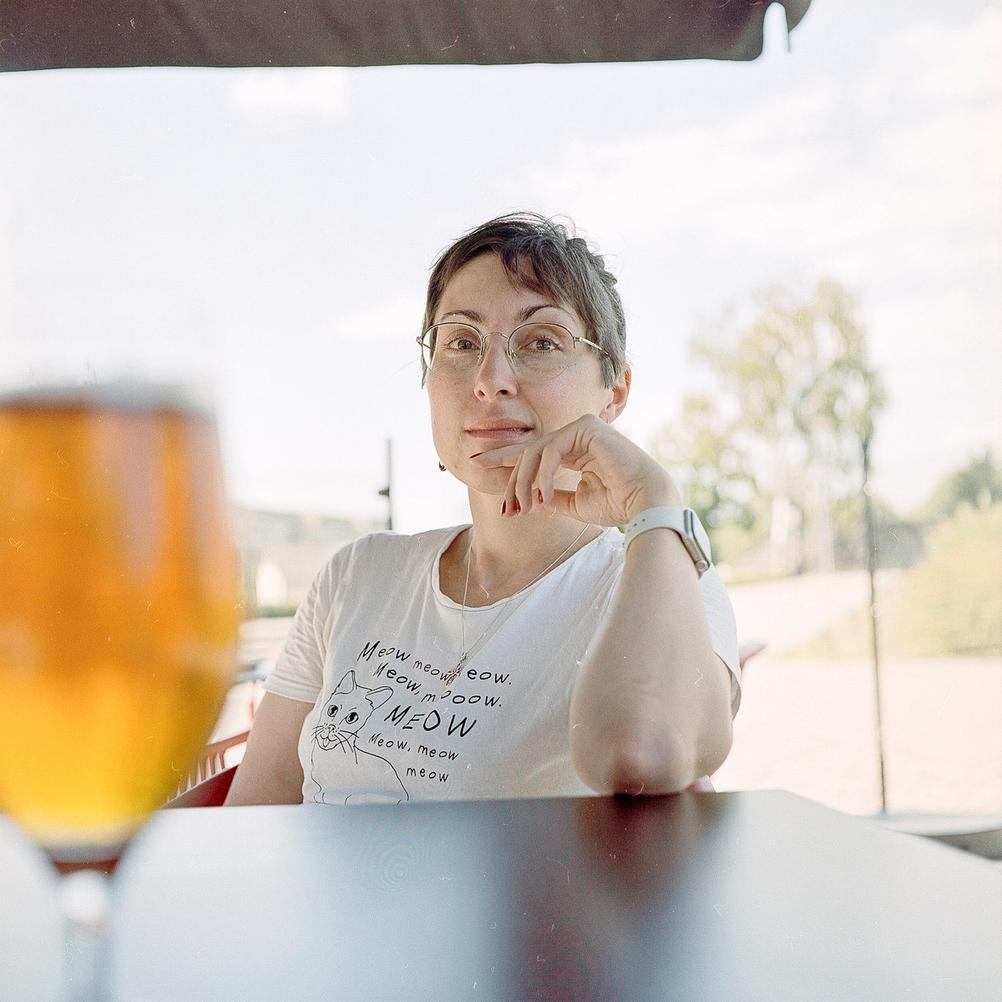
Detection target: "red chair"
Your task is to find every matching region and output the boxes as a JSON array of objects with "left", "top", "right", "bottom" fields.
[
  {"left": 166, "top": 730, "right": 249, "bottom": 808},
  {"left": 738, "top": 641, "right": 766, "bottom": 672}
]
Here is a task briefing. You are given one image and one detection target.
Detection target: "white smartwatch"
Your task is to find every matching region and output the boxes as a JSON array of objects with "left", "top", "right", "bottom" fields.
[{"left": 622, "top": 506, "right": 713, "bottom": 576}]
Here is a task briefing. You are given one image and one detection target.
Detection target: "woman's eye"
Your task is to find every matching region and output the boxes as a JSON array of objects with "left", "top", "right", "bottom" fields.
[
  {"left": 452, "top": 338, "right": 477, "bottom": 352},
  {"left": 515, "top": 325, "right": 569, "bottom": 354},
  {"left": 327, "top": 704, "right": 338, "bottom": 717},
  {"left": 345, "top": 712, "right": 359, "bottom": 724}
]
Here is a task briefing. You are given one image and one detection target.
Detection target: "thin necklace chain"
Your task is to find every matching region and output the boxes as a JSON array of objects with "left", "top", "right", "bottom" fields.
[{"left": 443, "top": 522, "right": 594, "bottom": 687}]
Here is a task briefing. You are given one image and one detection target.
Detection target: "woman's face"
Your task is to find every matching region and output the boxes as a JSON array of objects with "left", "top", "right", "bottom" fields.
[{"left": 426, "top": 252, "right": 628, "bottom": 496}]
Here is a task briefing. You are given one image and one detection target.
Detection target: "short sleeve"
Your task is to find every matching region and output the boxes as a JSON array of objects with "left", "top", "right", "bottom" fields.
[
  {"left": 262, "top": 543, "right": 352, "bottom": 705},
  {"left": 700, "top": 567, "right": 742, "bottom": 716}
]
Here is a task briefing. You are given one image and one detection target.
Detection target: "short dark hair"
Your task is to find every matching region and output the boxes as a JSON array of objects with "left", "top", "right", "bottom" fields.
[{"left": 422, "top": 212, "right": 626, "bottom": 387}]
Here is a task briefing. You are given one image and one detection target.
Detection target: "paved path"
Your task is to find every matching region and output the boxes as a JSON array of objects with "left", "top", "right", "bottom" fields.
[
  {"left": 715, "top": 656, "right": 1002, "bottom": 816},
  {"left": 726, "top": 570, "right": 896, "bottom": 656}
]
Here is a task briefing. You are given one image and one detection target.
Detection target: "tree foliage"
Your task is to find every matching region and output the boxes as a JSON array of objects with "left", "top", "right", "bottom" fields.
[
  {"left": 915, "top": 451, "right": 1002, "bottom": 526},
  {"left": 898, "top": 502, "right": 1002, "bottom": 656},
  {"left": 655, "top": 279, "right": 885, "bottom": 573}
]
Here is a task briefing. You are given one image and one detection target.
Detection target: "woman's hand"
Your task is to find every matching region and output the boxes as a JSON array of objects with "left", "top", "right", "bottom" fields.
[{"left": 469, "top": 413, "right": 683, "bottom": 526}]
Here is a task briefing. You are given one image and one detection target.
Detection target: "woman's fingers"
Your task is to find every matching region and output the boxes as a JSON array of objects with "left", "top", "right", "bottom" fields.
[
  {"left": 542, "top": 488, "right": 579, "bottom": 520},
  {"left": 472, "top": 415, "right": 677, "bottom": 525},
  {"left": 474, "top": 423, "right": 581, "bottom": 478},
  {"left": 473, "top": 431, "right": 560, "bottom": 475},
  {"left": 533, "top": 441, "right": 563, "bottom": 508},
  {"left": 513, "top": 447, "right": 541, "bottom": 514},
  {"left": 502, "top": 450, "right": 525, "bottom": 515},
  {"left": 473, "top": 416, "right": 622, "bottom": 520}
]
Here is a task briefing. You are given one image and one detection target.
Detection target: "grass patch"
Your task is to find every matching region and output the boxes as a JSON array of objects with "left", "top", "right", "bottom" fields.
[{"left": 789, "top": 504, "right": 1002, "bottom": 659}]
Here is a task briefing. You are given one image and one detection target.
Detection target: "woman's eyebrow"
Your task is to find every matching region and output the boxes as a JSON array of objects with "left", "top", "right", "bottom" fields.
[
  {"left": 440, "top": 308, "right": 487, "bottom": 323},
  {"left": 438, "top": 303, "right": 570, "bottom": 324},
  {"left": 518, "top": 303, "right": 569, "bottom": 322}
]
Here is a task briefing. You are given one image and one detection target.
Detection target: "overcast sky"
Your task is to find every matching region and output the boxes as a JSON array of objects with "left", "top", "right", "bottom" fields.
[{"left": 2, "top": 1, "right": 999, "bottom": 532}]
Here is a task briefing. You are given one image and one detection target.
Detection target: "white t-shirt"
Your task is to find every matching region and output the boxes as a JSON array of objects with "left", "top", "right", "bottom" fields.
[{"left": 264, "top": 525, "right": 741, "bottom": 805}]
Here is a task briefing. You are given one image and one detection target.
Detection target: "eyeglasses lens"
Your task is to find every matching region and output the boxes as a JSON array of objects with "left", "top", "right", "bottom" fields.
[{"left": 423, "top": 323, "right": 577, "bottom": 380}]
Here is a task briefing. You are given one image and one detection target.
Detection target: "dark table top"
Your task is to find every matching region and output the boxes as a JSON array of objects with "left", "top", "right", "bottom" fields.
[{"left": 1, "top": 790, "right": 1000, "bottom": 1001}]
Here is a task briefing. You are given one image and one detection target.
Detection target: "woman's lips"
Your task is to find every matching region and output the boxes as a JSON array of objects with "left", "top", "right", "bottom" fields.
[{"left": 465, "top": 427, "right": 534, "bottom": 441}]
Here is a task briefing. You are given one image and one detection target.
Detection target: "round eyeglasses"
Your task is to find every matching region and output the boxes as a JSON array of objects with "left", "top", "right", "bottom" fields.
[{"left": 416, "top": 322, "right": 610, "bottom": 382}]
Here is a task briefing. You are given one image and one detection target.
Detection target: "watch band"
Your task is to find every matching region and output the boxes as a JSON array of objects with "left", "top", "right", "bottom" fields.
[{"left": 622, "top": 506, "right": 713, "bottom": 576}]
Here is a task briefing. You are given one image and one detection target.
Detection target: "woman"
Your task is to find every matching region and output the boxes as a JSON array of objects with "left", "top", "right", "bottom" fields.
[{"left": 226, "top": 212, "right": 740, "bottom": 807}]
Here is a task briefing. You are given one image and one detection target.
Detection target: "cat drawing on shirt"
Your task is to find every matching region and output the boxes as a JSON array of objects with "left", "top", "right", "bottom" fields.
[{"left": 308, "top": 670, "right": 409, "bottom": 805}]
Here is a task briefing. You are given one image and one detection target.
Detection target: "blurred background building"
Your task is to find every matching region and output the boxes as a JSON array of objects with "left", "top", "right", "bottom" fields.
[{"left": 234, "top": 507, "right": 384, "bottom": 615}]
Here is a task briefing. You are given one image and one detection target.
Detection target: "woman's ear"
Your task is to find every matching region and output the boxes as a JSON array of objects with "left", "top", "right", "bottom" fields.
[{"left": 600, "top": 367, "right": 631, "bottom": 423}]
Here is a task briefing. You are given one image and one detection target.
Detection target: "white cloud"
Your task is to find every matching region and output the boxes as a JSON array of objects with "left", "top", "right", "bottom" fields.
[
  {"left": 854, "top": 8, "right": 1002, "bottom": 112},
  {"left": 227, "top": 68, "right": 350, "bottom": 123},
  {"left": 518, "top": 9, "right": 1001, "bottom": 283},
  {"left": 518, "top": 80, "right": 844, "bottom": 253}
]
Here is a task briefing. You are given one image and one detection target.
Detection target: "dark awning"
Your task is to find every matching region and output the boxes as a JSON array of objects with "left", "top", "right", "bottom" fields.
[{"left": 0, "top": 1, "right": 812, "bottom": 73}]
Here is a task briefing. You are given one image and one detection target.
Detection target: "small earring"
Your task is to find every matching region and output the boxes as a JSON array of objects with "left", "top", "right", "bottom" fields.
[{"left": 438, "top": 461, "right": 447, "bottom": 472}]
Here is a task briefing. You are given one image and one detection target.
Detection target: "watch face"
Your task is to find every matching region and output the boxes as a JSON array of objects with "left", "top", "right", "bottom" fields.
[{"left": 684, "top": 509, "right": 712, "bottom": 573}]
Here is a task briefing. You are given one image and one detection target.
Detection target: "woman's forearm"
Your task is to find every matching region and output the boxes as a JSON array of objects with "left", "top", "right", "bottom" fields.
[
  {"left": 569, "top": 527, "right": 733, "bottom": 795},
  {"left": 224, "top": 692, "right": 310, "bottom": 806}
]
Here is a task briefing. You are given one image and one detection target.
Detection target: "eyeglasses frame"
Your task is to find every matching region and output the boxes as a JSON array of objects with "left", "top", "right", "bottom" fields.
[{"left": 416, "top": 320, "right": 611, "bottom": 378}]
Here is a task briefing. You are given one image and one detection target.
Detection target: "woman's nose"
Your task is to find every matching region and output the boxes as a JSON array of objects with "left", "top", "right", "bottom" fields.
[{"left": 474, "top": 336, "right": 518, "bottom": 397}]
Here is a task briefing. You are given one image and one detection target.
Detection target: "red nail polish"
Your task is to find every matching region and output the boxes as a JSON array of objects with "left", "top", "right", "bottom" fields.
[
  {"left": 470, "top": 452, "right": 483, "bottom": 458},
  {"left": 536, "top": 488, "right": 544, "bottom": 505},
  {"left": 513, "top": 498, "right": 521, "bottom": 514},
  {"left": 501, "top": 500, "right": 507, "bottom": 515}
]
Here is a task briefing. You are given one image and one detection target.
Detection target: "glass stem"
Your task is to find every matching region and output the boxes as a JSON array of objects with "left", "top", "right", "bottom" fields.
[{"left": 58, "top": 869, "right": 111, "bottom": 1002}]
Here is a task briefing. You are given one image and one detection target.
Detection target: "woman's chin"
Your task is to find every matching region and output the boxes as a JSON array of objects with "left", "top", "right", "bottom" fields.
[{"left": 456, "top": 467, "right": 509, "bottom": 497}]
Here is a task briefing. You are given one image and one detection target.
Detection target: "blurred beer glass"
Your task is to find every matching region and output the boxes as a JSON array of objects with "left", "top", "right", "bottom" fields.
[{"left": 0, "top": 378, "right": 240, "bottom": 999}]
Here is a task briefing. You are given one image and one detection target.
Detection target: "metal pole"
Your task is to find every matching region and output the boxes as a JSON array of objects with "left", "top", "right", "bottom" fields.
[
  {"left": 862, "top": 432, "right": 888, "bottom": 813},
  {"left": 377, "top": 439, "right": 393, "bottom": 531}
]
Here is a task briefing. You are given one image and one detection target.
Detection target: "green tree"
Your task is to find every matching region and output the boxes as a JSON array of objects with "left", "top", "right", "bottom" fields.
[
  {"left": 898, "top": 503, "right": 1002, "bottom": 655},
  {"left": 656, "top": 279, "right": 885, "bottom": 574},
  {"left": 653, "top": 394, "right": 756, "bottom": 527},
  {"left": 650, "top": 393, "right": 759, "bottom": 563},
  {"left": 915, "top": 451, "right": 1002, "bottom": 525},
  {"left": 830, "top": 492, "right": 919, "bottom": 569}
]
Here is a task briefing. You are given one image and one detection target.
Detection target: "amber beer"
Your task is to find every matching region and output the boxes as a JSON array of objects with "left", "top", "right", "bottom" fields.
[{"left": 0, "top": 385, "right": 240, "bottom": 863}]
